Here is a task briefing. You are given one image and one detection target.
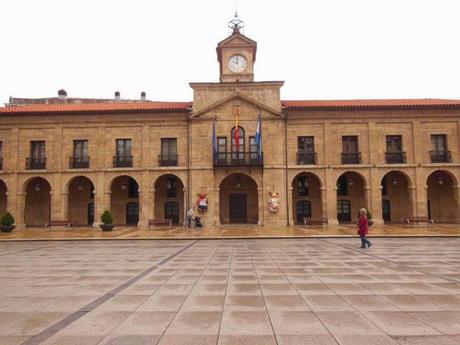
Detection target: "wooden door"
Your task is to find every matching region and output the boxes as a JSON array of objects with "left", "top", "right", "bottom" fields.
[{"left": 229, "top": 194, "right": 247, "bottom": 223}]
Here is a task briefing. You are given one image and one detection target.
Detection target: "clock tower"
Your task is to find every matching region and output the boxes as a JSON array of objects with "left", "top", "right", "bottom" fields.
[{"left": 217, "top": 12, "right": 257, "bottom": 83}]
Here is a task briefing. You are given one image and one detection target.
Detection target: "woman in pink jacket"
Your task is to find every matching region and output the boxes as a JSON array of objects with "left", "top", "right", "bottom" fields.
[{"left": 358, "top": 208, "right": 372, "bottom": 248}]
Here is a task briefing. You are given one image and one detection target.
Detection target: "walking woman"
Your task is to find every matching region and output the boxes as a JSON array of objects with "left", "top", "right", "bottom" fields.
[{"left": 358, "top": 208, "right": 372, "bottom": 248}]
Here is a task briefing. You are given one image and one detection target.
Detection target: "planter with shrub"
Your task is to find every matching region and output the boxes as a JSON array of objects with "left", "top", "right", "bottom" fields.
[
  {"left": 99, "top": 210, "right": 114, "bottom": 231},
  {"left": 0, "top": 212, "right": 15, "bottom": 232}
]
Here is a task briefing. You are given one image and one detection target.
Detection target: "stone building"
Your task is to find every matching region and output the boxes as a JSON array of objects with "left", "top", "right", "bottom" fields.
[{"left": 1, "top": 17, "right": 459, "bottom": 228}]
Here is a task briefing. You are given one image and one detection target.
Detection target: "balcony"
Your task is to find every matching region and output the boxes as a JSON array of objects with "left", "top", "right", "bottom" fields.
[
  {"left": 158, "top": 154, "right": 178, "bottom": 167},
  {"left": 70, "top": 156, "right": 90, "bottom": 169},
  {"left": 214, "top": 152, "right": 263, "bottom": 167},
  {"left": 341, "top": 152, "right": 361, "bottom": 164},
  {"left": 297, "top": 152, "right": 317, "bottom": 165},
  {"left": 113, "top": 155, "right": 133, "bottom": 168},
  {"left": 430, "top": 150, "right": 452, "bottom": 163},
  {"left": 385, "top": 151, "right": 407, "bottom": 164},
  {"left": 26, "top": 157, "right": 46, "bottom": 170}
]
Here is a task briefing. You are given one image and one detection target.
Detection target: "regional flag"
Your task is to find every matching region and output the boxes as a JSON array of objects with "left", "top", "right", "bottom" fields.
[{"left": 255, "top": 112, "right": 262, "bottom": 157}]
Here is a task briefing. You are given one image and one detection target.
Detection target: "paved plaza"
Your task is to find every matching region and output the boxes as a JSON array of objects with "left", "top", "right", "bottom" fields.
[{"left": 0, "top": 238, "right": 459, "bottom": 345}]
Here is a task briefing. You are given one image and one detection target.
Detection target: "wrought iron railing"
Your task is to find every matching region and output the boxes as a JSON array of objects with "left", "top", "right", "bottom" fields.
[
  {"left": 297, "top": 152, "right": 317, "bottom": 165},
  {"left": 158, "top": 154, "right": 178, "bottom": 167},
  {"left": 430, "top": 150, "right": 452, "bottom": 163},
  {"left": 214, "top": 152, "right": 263, "bottom": 167},
  {"left": 385, "top": 151, "right": 406, "bottom": 164},
  {"left": 69, "top": 156, "right": 90, "bottom": 169},
  {"left": 341, "top": 152, "right": 361, "bottom": 164},
  {"left": 26, "top": 157, "right": 46, "bottom": 170},
  {"left": 113, "top": 155, "right": 133, "bottom": 168}
]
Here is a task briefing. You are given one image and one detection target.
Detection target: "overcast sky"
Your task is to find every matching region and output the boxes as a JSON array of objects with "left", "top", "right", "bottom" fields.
[{"left": 1, "top": 0, "right": 459, "bottom": 106}]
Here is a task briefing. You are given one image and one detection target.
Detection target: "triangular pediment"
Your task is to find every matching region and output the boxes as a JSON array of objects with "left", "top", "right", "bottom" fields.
[
  {"left": 217, "top": 32, "right": 257, "bottom": 47},
  {"left": 191, "top": 92, "right": 283, "bottom": 118}
]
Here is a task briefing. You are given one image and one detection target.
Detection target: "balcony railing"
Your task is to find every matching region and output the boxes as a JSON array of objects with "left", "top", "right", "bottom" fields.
[
  {"left": 385, "top": 151, "right": 407, "bottom": 164},
  {"left": 341, "top": 152, "right": 361, "bottom": 164},
  {"left": 214, "top": 152, "right": 263, "bottom": 167},
  {"left": 26, "top": 157, "right": 46, "bottom": 170},
  {"left": 70, "top": 156, "right": 90, "bottom": 169},
  {"left": 430, "top": 150, "right": 452, "bottom": 163},
  {"left": 297, "top": 152, "right": 317, "bottom": 165},
  {"left": 158, "top": 154, "right": 178, "bottom": 167},
  {"left": 113, "top": 155, "right": 133, "bottom": 168}
]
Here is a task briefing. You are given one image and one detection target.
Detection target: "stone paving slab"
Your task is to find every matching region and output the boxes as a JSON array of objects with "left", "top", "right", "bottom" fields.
[
  {"left": 1, "top": 224, "right": 459, "bottom": 241},
  {"left": 1, "top": 238, "right": 460, "bottom": 345}
]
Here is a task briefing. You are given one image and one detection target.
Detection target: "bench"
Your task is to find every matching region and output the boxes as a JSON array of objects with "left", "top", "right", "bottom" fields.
[
  {"left": 303, "top": 217, "right": 329, "bottom": 227},
  {"left": 148, "top": 219, "right": 172, "bottom": 230},
  {"left": 47, "top": 220, "right": 71, "bottom": 231},
  {"left": 404, "top": 217, "right": 432, "bottom": 226}
]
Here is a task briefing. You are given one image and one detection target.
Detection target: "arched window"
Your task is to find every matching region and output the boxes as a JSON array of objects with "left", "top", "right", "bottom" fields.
[
  {"left": 296, "top": 200, "right": 312, "bottom": 224},
  {"left": 231, "top": 127, "right": 245, "bottom": 161}
]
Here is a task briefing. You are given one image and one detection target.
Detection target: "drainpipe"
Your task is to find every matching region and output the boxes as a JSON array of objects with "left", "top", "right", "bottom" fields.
[{"left": 284, "top": 110, "right": 290, "bottom": 226}]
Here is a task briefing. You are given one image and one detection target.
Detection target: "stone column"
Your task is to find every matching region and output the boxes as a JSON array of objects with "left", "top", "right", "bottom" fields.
[
  {"left": 94, "top": 190, "right": 111, "bottom": 226},
  {"left": 138, "top": 189, "right": 152, "bottom": 228},
  {"left": 326, "top": 186, "right": 338, "bottom": 225},
  {"left": 214, "top": 187, "right": 220, "bottom": 226},
  {"left": 258, "top": 186, "right": 264, "bottom": 226},
  {"left": 14, "top": 192, "right": 26, "bottom": 229},
  {"left": 152, "top": 188, "right": 156, "bottom": 222},
  {"left": 453, "top": 186, "right": 460, "bottom": 223},
  {"left": 369, "top": 185, "right": 383, "bottom": 225},
  {"left": 50, "top": 191, "right": 64, "bottom": 220},
  {"left": 61, "top": 192, "right": 69, "bottom": 220},
  {"left": 287, "top": 186, "right": 294, "bottom": 226},
  {"left": 321, "top": 187, "right": 327, "bottom": 219},
  {"left": 409, "top": 186, "right": 417, "bottom": 220}
]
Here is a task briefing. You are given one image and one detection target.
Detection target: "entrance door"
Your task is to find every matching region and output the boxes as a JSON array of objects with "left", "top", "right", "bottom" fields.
[
  {"left": 382, "top": 199, "right": 391, "bottom": 222},
  {"left": 126, "top": 202, "right": 139, "bottom": 225},
  {"left": 229, "top": 194, "right": 247, "bottom": 223},
  {"left": 87, "top": 202, "right": 94, "bottom": 225},
  {"left": 165, "top": 202, "right": 179, "bottom": 224},
  {"left": 296, "top": 200, "right": 312, "bottom": 224},
  {"left": 337, "top": 200, "right": 351, "bottom": 222}
]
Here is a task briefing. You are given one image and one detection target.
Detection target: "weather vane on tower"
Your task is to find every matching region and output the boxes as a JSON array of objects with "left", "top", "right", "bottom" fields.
[{"left": 228, "top": 8, "right": 244, "bottom": 34}]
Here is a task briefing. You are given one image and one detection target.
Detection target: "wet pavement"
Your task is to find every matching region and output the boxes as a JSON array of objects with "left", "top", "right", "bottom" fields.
[{"left": 0, "top": 238, "right": 459, "bottom": 345}]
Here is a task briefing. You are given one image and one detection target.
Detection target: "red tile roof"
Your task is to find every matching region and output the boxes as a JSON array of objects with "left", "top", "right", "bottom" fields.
[
  {"left": 282, "top": 99, "right": 460, "bottom": 110},
  {"left": 0, "top": 101, "right": 192, "bottom": 115}
]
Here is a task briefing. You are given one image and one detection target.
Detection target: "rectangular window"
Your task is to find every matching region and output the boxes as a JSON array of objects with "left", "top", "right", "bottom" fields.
[
  {"left": 342, "top": 136, "right": 358, "bottom": 152},
  {"left": 431, "top": 134, "right": 447, "bottom": 151},
  {"left": 161, "top": 138, "right": 177, "bottom": 155},
  {"left": 249, "top": 136, "right": 258, "bottom": 161},
  {"left": 116, "top": 139, "right": 132, "bottom": 157},
  {"left": 31, "top": 141, "right": 46, "bottom": 158},
  {"left": 217, "top": 137, "right": 227, "bottom": 161},
  {"left": 298, "top": 136, "right": 314, "bottom": 152},
  {"left": 73, "top": 140, "right": 88, "bottom": 158},
  {"left": 386, "top": 135, "right": 402, "bottom": 152}
]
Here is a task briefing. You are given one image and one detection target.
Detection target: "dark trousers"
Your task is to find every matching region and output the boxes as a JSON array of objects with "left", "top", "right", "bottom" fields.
[
  {"left": 360, "top": 235, "right": 372, "bottom": 247},
  {"left": 187, "top": 216, "right": 192, "bottom": 228}
]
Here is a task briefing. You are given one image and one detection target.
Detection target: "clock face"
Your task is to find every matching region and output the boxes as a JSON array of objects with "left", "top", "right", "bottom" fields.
[{"left": 228, "top": 55, "right": 247, "bottom": 73}]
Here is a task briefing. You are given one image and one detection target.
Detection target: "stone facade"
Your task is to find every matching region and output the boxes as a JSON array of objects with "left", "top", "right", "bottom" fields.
[{"left": 0, "top": 28, "right": 459, "bottom": 228}]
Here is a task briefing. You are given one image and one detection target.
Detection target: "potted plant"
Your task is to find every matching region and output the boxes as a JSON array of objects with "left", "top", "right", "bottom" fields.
[
  {"left": 364, "top": 208, "right": 374, "bottom": 227},
  {"left": 99, "top": 210, "right": 115, "bottom": 231},
  {"left": 0, "top": 212, "right": 15, "bottom": 232}
]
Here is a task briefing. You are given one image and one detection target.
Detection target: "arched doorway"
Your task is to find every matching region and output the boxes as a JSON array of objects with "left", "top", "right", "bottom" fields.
[
  {"left": 381, "top": 171, "right": 412, "bottom": 223},
  {"left": 427, "top": 170, "right": 458, "bottom": 223},
  {"left": 110, "top": 176, "right": 139, "bottom": 225},
  {"left": 67, "top": 176, "right": 95, "bottom": 226},
  {"left": 219, "top": 174, "right": 258, "bottom": 224},
  {"left": 24, "top": 177, "right": 51, "bottom": 227},
  {"left": 0, "top": 179, "right": 7, "bottom": 215},
  {"left": 336, "top": 172, "right": 366, "bottom": 223},
  {"left": 292, "top": 172, "right": 322, "bottom": 224},
  {"left": 154, "top": 175, "right": 184, "bottom": 225}
]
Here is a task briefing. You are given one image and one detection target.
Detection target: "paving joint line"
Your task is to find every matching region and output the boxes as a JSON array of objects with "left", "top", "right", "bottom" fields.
[{"left": 21, "top": 239, "right": 200, "bottom": 345}]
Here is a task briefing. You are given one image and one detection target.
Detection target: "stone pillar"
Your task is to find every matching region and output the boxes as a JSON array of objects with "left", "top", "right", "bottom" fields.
[
  {"left": 94, "top": 190, "right": 111, "bottom": 226},
  {"left": 369, "top": 185, "right": 383, "bottom": 225},
  {"left": 326, "top": 186, "right": 338, "bottom": 225},
  {"left": 61, "top": 192, "right": 69, "bottom": 220},
  {"left": 409, "top": 186, "right": 417, "bottom": 220},
  {"left": 14, "top": 192, "right": 26, "bottom": 229},
  {"left": 287, "top": 186, "right": 294, "bottom": 226},
  {"left": 453, "top": 186, "right": 460, "bottom": 223},
  {"left": 50, "top": 191, "right": 65, "bottom": 220},
  {"left": 213, "top": 187, "right": 220, "bottom": 226},
  {"left": 258, "top": 186, "right": 264, "bottom": 226},
  {"left": 138, "top": 188, "right": 152, "bottom": 228},
  {"left": 321, "top": 187, "right": 327, "bottom": 219},
  {"left": 183, "top": 188, "right": 187, "bottom": 226}
]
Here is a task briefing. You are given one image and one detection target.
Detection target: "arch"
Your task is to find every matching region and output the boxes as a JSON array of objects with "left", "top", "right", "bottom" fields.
[
  {"left": 378, "top": 169, "right": 414, "bottom": 189},
  {"left": 67, "top": 176, "right": 95, "bottom": 226},
  {"left": 291, "top": 172, "right": 323, "bottom": 224},
  {"left": 24, "top": 177, "right": 51, "bottom": 227},
  {"left": 336, "top": 171, "right": 367, "bottom": 223},
  {"left": 380, "top": 171, "right": 412, "bottom": 223},
  {"left": 426, "top": 170, "right": 458, "bottom": 223},
  {"left": 110, "top": 175, "right": 139, "bottom": 225},
  {"left": 154, "top": 174, "right": 185, "bottom": 225},
  {"left": 426, "top": 169, "right": 458, "bottom": 187},
  {"left": 219, "top": 173, "right": 258, "bottom": 224},
  {"left": 0, "top": 179, "right": 7, "bottom": 215}
]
